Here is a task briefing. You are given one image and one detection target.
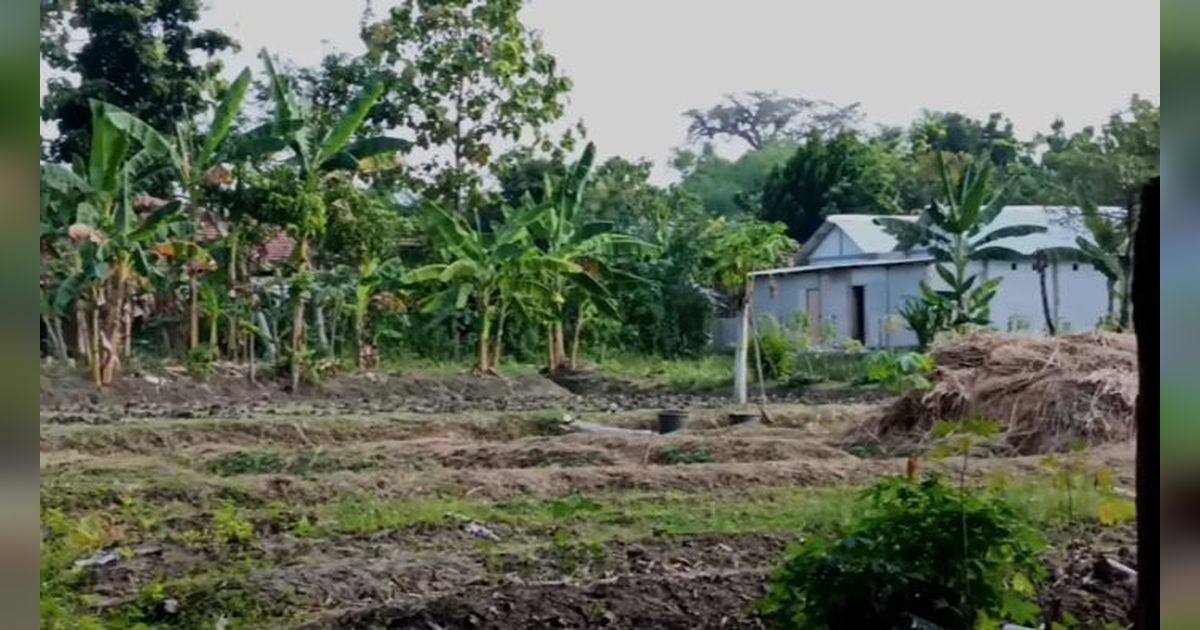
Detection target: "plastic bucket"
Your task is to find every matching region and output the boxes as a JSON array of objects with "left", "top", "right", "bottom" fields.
[{"left": 658, "top": 410, "right": 688, "bottom": 434}]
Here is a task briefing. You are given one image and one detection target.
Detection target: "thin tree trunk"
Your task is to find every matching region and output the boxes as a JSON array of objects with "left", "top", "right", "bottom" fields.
[
  {"left": 76, "top": 301, "right": 90, "bottom": 363},
  {"left": 477, "top": 299, "right": 491, "bottom": 375},
  {"left": 552, "top": 323, "right": 567, "bottom": 370},
  {"left": 123, "top": 301, "right": 132, "bottom": 357},
  {"left": 314, "top": 302, "right": 329, "bottom": 354},
  {"left": 329, "top": 295, "right": 341, "bottom": 360},
  {"left": 546, "top": 325, "right": 555, "bottom": 372},
  {"left": 290, "top": 238, "right": 309, "bottom": 391},
  {"left": 1037, "top": 252, "right": 1055, "bottom": 336},
  {"left": 733, "top": 295, "right": 750, "bottom": 405},
  {"left": 52, "top": 317, "right": 69, "bottom": 361},
  {"left": 570, "top": 317, "right": 584, "bottom": 370},
  {"left": 90, "top": 298, "right": 101, "bottom": 386},
  {"left": 493, "top": 304, "right": 507, "bottom": 370},
  {"left": 188, "top": 275, "right": 199, "bottom": 351},
  {"left": 226, "top": 232, "right": 239, "bottom": 359},
  {"left": 256, "top": 311, "right": 277, "bottom": 363},
  {"left": 208, "top": 305, "right": 219, "bottom": 350},
  {"left": 247, "top": 329, "right": 256, "bottom": 384},
  {"left": 100, "top": 267, "right": 129, "bottom": 385}
]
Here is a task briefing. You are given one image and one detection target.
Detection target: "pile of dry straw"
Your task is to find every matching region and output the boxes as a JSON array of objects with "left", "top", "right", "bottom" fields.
[{"left": 859, "top": 332, "right": 1138, "bottom": 455}]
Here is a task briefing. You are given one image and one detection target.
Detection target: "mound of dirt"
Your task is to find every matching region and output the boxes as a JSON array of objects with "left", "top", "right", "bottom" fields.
[{"left": 857, "top": 332, "right": 1137, "bottom": 455}]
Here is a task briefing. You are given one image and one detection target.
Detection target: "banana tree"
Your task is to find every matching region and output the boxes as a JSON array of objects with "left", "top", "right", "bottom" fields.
[
  {"left": 96, "top": 71, "right": 254, "bottom": 355},
  {"left": 526, "top": 142, "right": 656, "bottom": 370},
  {"left": 411, "top": 203, "right": 572, "bottom": 374},
  {"left": 42, "top": 100, "right": 190, "bottom": 385},
  {"left": 1074, "top": 199, "right": 1126, "bottom": 328},
  {"left": 237, "top": 48, "right": 405, "bottom": 390},
  {"left": 876, "top": 152, "right": 1047, "bottom": 332}
]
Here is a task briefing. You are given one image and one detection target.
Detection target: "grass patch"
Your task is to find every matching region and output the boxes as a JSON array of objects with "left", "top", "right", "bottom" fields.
[
  {"left": 591, "top": 353, "right": 733, "bottom": 391},
  {"left": 204, "top": 449, "right": 386, "bottom": 477}
]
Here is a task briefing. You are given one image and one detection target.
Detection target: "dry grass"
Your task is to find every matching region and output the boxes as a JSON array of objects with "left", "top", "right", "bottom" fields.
[{"left": 854, "top": 332, "right": 1137, "bottom": 455}]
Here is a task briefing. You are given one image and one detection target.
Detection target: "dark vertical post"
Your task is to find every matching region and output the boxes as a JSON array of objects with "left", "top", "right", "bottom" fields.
[{"left": 1134, "top": 177, "right": 1157, "bottom": 629}]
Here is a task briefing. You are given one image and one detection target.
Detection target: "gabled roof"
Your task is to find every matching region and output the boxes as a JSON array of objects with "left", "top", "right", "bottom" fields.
[{"left": 795, "top": 214, "right": 918, "bottom": 263}]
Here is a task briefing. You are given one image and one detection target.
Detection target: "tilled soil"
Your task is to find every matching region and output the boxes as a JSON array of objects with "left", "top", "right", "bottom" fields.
[
  {"left": 40, "top": 368, "right": 890, "bottom": 422},
  {"left": 41, "top": 370, "right": 1137, "bottom": 629}
]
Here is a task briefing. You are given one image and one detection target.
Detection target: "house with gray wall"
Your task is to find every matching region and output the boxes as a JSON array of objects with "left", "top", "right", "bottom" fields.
[{"left": 716, "top": 207, "right": 1117, "bottom": 350}]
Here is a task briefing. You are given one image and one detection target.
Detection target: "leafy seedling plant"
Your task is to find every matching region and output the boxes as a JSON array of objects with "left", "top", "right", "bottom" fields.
[{"left": 760, "top": 416, "right": 1047, "bottom": 629}]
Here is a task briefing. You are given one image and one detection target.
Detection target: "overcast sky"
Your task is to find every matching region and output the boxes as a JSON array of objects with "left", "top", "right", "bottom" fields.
[{"left": 45, "top": 0, "right": 1160, "bottom": 183}]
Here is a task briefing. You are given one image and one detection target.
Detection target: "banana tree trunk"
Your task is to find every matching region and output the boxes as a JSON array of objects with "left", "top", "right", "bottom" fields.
[
  {"left": 226, "top": 232, "right": 240, "bottom": 358},
  {"left": 76, "top": 301, "right": 91, "bottom": 363},
  {"left": 546, "top": 325, "right": 555, "bottom": 372},
  {"left": 100, "top": 265, "right": 129, "bottom": 385},
  {"left": 53, "top": 317, "right": 69, "bottom": 361},
  {"left": 88, "top": 296, "right": 100, "bottom": 386},
  {"left": 329, "top": 295, "right": 342, "bottom": 360},
  {"left": 570, "top": 317, "right": 584, "bottom": 370},
  {"left": 255, "top": 311, "right": 277, "bottom": 363},
  {"left": 188, "top": 275, "right": 199, "bottom": 351},
  {"left": 290, "top": 237, "right": 309, "bottom": 391},
  {"left": 123, "top": 301, "right": 132, "bottom": 357},
  {"left": 551, "top": 323, "right": 567, "bottom": 370},
  {"left": 477, "top": 296, "right": 491, "bottom": 375},
  {"left": 314, "top": 302, "right": 329, "bottom": 354},
  {"left": 493, "top": 303, "right": 507, "bottom": 370}
]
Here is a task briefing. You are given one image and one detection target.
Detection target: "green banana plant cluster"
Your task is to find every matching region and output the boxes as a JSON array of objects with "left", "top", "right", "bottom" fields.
[
  {"left": 41, "top": 100, "right": 192, "bottom": 385},
  {"left": 523, "top": 142, "right": 657, "bottom": 370},
  {"left": 876, "top": 152, "right": 1047, "bottom": 338},
  {"left": 1073, "top": 200, "right": 1127, "bottom": 328},
  {"left": 234, "top": 48, "right": 404, "bottom": 389},
  {"left": 411, "top": 142, "right": 655, "bottom": 374}
]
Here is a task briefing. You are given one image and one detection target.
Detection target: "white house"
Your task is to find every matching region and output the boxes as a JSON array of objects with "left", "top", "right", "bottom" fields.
[{"left": 740, "top": 207, "right": 1118, "bottom": 349}]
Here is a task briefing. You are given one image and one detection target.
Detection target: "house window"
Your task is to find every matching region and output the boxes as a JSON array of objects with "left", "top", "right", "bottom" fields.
[{"left": 1010, "top": 263, "right": 1018, "bottom": 271}]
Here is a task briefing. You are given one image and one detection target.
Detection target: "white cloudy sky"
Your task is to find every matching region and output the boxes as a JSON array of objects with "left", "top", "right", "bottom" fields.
[{"left": 44, "top": 0, "right": 1159, "bottom": 183}]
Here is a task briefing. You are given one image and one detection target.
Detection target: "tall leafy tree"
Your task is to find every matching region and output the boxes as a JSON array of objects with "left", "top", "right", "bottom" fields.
[
  {"left": 759, "top": 130, "right": 902, "bottom": 243},
  {"left": 672, "top": 141, "right": 797, "bottom": 217},
  {"left": 684, "top": 91, "right": 862, "bottom": 150},
  {"left": 360, "top": 0, "right": 573, "bottom": 224},
  {"left": 1040, "top": 94, "right": 1159, "bottom": 329},
  {"left": 41, "top": 0, "right": 238, "bottom": 162},
  {"left": 705, "top": 220, "right": 797, "bottom": 404}
]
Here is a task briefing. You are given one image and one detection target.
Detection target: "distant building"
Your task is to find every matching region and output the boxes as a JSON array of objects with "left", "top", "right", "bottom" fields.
[{"left": 721, "top": 207, "right": 1118, "bottom": 350}]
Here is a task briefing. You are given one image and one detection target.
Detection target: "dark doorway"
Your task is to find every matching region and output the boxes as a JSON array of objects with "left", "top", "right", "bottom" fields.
[{"left": 849, "top": 285, "right": 866, "bottom": 343}]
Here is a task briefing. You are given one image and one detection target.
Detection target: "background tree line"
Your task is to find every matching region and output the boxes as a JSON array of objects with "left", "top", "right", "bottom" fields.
[{"left": 39, "top": 0, "right": 1158, "bottom": 387}]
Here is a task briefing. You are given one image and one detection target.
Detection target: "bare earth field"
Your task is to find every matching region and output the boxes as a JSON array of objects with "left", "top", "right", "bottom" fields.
[{"left": 41, "top": 370, "right": 1138, "bottom": 629}]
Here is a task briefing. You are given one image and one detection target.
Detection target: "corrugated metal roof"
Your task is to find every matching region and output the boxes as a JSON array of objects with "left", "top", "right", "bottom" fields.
[
  {"left": 751, "top": 254, "right": 933, "bottom": 277},
  {"left": 823, "top": 214, "right": 918, "bottom": 256},
  {"left": 757, "top": 205, "right": 1123, "bottom": 277},
  {"left": 967, "top": 205, "right": 1119, "bottom": 255}
]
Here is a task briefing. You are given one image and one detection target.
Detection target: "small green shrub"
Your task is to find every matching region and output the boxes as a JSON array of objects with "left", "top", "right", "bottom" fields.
[
  {"left": 660, "top": 445, "right": 714, "bottom": 465},
  {"left": 863, "top": 351, "right": 934, "bottom": 393},
  {"left": 755, "top": 315, "right": 798, "bottom": 381},
  {"left": 759, "top": 475, "right": 1047, "bottom": 629},
  {"left": 210, "top": 502, "right": 255, "bottom": 545},
  {"left": 185, "top": 345, "right": 218, "bottom": 381}
]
